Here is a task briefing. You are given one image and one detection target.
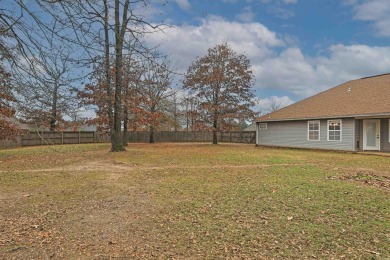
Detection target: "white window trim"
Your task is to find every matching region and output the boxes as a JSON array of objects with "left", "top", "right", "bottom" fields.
[
  {"left": 388, "top": 119, "right": 390, "bottom": 142},
  {"left": 327, "top": 119, "right": 342, "bottom": 142},
  {"left": 259, "top": 123, "right": 267, "bottom": 130},
  {"left": 307, "top": 120, "right": 320, "bottom": 141}
]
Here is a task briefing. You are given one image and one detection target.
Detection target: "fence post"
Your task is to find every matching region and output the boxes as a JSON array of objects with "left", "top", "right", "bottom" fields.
[
  {"left": 61, "top": 131, "right": 64, "bottom": 144},
  {"left": 78, "top": 131, "right": 81, "bottom": 144}
]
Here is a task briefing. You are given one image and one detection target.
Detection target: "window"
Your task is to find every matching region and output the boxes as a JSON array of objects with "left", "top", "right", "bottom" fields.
[
  {"left": 308, "top": 121, "right": 320, "bottom": 141},
  {"left": 328, "top": 119, "right": 342, "bottom": 141},
  {"left": 259, "top": 123, "right": 267, "bottom": 130}
]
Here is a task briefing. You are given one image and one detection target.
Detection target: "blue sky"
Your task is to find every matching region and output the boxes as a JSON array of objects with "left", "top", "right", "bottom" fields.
[{"left": 145, "top": 0, "right": 390, "bottom": 112}]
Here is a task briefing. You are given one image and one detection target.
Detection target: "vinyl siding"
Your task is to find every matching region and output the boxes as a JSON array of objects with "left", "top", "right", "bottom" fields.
[
  {"left": 381, "top": 118, "right": 390, "bottom": 152},
  {"left": 257, "top": 118, "right": 355, "bottom": 151}
]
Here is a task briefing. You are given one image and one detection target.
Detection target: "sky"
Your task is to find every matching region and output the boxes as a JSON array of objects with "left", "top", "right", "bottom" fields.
[{"left": 144, "top": 0, "right": 390, "bottom": 112}]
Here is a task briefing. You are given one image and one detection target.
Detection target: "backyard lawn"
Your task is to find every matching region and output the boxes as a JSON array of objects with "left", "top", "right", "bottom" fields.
[{"left": 0, "top": 143, "right": 389, "bottom": 259}]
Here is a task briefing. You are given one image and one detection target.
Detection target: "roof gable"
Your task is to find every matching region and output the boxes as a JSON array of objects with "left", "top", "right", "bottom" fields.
[{"left": 257, "top": 73, "right": 390, "bottom": 122}]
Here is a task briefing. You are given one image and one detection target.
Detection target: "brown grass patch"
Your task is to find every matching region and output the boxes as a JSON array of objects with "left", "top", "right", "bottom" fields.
[{"left": 328, "top": 170, "right": 390, "bottom": 190}]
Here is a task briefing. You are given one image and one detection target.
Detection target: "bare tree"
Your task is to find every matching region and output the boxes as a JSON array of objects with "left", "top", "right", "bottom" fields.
[
  {"left": 0, "top": 4, "right": 26, "bottom": 140},
  {"left": 14, "top": 43, "right": 78, "bottom": 131},
  {"left": 66, "top": 0, "right": 162, "bottom": 151},
  {"left": 0, "top": 26, "right": 21, "bottom": 140},
  {"left": 1, "top": 1, "right": 82, "bottom": 131},
  {"left": 267, "top": 97, "right": 281, "bottom": 113}
]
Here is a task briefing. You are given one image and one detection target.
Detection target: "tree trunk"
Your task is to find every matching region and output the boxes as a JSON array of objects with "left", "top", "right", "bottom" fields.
[
  {"left": 103, "top": 0, "right": 117, "bottom": 152},
  {"left": 50, "top": 109, "right": 57, "bottom": 131},
  {"left": 213, "top": 89, "right": 219, "bottom": 144},
  {"left": 50, "top": 81, "right": 59, "bottom": 131},
  {"left": 49, "top": 113, "right": 56, "bottom": 131},
  {"left": 122, "top": 108, "right": 128, "bottom": 146},
  {"left": 212, "top": 118, "right": 218, "bottom": 144},
  {"left": 149, "top": 125, "right": 155, "bottom": 143},
  {"left": 173, "top": 94, "right": 178, "bottom": 132},
  {"left": 111, "top": 0, "right": 128, "bottom": 152}
]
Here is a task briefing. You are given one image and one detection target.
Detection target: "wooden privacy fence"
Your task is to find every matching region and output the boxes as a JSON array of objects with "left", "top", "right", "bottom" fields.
[
  {"left": 13, "top": 131, "right": 256, "bottom": 147},
  {"left": 103, "top": 131, "right": 256, "bottom": 144},
  {"left": 21, "top": 131, "right": 96, "bottom": 146},
  {"left": 127, "top": 131, "right": 213, "bottom": 143},
  {"left": 220, "top": 131, "right": 256, "bottom": 144}
]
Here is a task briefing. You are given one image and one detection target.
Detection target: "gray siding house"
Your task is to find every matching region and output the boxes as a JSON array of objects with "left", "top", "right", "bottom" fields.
[{"left": 256, "top": 73, "right": 390, "bottom": 152}]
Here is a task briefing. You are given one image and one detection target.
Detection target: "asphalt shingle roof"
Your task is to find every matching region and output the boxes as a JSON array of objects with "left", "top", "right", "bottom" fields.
[{"left": 256, "top": 73, "right": 390, "bottom": 122}]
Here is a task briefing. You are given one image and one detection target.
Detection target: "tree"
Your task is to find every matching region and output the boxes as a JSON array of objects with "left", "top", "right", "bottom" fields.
[
  {"left": 137, "top": 57, "right": 175, "bottom": 143},
  {"left": 10, "top": 0, "right": 162, "bottom": 151},
  {"left": 179, "top": 96, "right": 203, "bottom": 132},
  {"left": 77, "top": 61, "right": 113, "bottom": 134},
  {"left": 56, "top": 0, "right": 134, "bottom": 151},
  {"left": 183, "top": 43, "right": 256, "bottom": 144},
  {"left": 2, "top": 1, "right": 84, "bottom": 132},
  {"left": 79, "top": 55, "right": 175, "bottom": 144},
  {"left": 78, "top": 54, "right": 146, "bottom": 145},
  {"left": 267, "top": 97, "right": 281, "bottom": 113},
  {"left": 14, "top": 44, "right": 78, "bottom": 131},
  {"left": 122, "top": 51, "right": 145, "bottom": 145},
  {"left": 0, "top": 25, "right": 20, "bottom": 140},
  {"left": 0, "top": 77, "right": 19, "bottom": 141}
]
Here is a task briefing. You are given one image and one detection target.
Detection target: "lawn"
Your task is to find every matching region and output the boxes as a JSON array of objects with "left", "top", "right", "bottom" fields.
[{"left": 0, "top": 143, "right": 389, "bottom": 259}]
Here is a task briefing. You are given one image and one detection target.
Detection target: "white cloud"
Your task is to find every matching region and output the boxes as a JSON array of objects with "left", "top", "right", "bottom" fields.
[
  {"left": 259, "top": 0, "right": 297, "bottom": 19},
  {"left": 255, "top": 96, "right": 295, "bottom": 114},
  {"left": 146, "top": 16, "right": 390, "bottom": 101},
  {"left": 349, "top": 0, "right": 390, "bottom": 36},
  {"left": 255, "top": 47, "right": 317, "bottom": 96},
  {"left": 256, "top": 44, "right": 390, "bottom": 97},
  {"left": 319, "top": 44, "right": 390, "bottom": 77},
  {"left": 353, "top": 0, "right": 390, "bottom": 20},
  {"left": 173, "top": 0, "right": 191, "bottom": 10},
  {"left": 236, "top": 6, "right": 256, "bottom": 23},
  {"left": 269, "top": 5, "right": 295, "bottom": 19},
  {"left": 146, "top": 16, "right": 284, "bottom": 72}
]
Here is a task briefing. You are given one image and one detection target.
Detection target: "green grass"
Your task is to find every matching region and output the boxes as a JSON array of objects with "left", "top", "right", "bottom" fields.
[{"left": 0, "top": 143, "right": 389, "bottom": 259}]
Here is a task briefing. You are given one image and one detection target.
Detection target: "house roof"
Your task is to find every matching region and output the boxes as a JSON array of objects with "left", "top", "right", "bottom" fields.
[{"left": 256, "top": 73, "right": 390, "bottom": 122}]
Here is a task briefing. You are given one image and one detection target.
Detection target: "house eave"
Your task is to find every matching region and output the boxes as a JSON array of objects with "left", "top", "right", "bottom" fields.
[{"left": 256, "top": 112, "right": 390, "bottom": 123}]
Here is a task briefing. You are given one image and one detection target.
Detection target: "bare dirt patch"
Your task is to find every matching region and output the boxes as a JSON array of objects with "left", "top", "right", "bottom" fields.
[
  {"left": 328, "top": 170, "right": 390, "bottom": 190},
  {"left": 1, "top": 159, "right": 305, "bottom": 174}
]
